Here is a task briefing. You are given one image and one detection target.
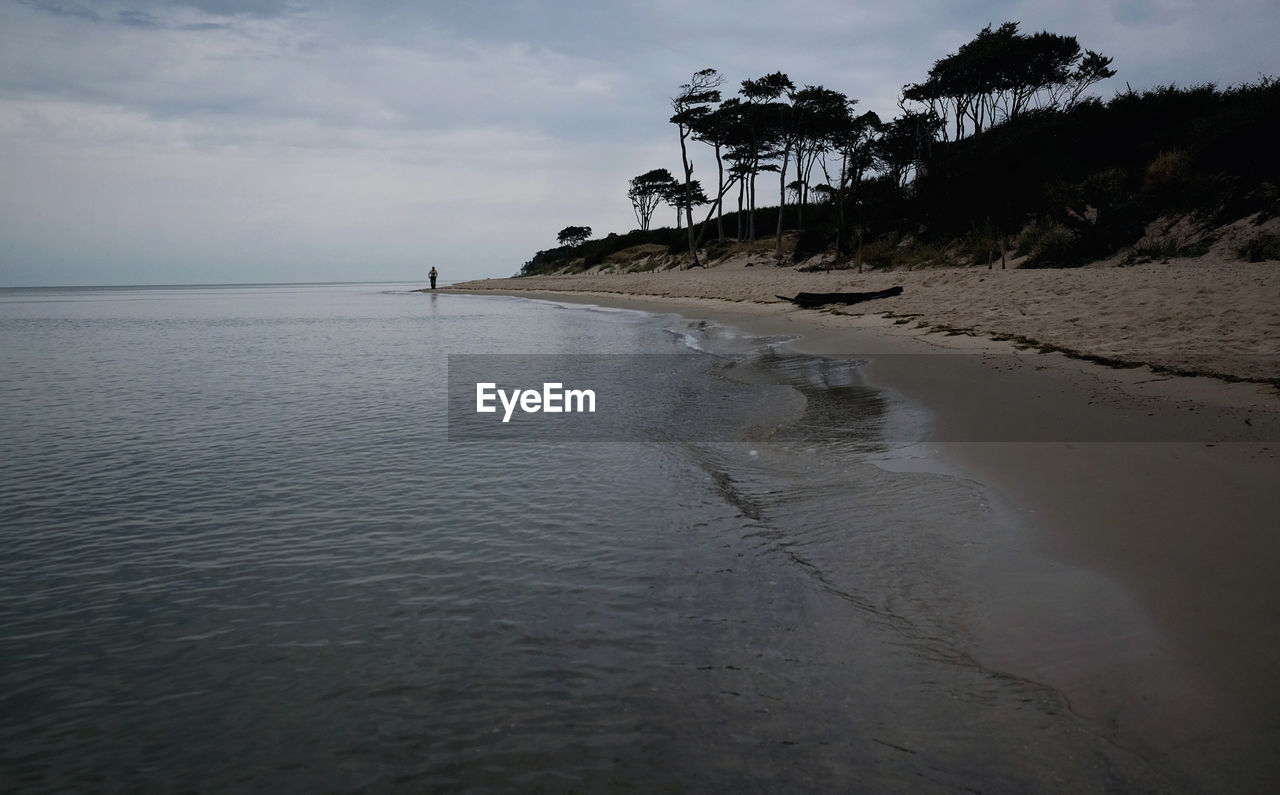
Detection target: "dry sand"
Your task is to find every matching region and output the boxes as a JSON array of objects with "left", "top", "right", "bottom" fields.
[
  {"left": 445, "top": 259, "right": 1280, "bottom": 790},
  {"left": 456, "top": 256, "right": 1280, "bottom": 382}
]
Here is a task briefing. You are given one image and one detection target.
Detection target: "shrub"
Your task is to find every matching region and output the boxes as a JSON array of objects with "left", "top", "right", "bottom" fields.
[
  {"left": 1015, "top": 220, "right": 1056, "bottom": 258},
  {"left": 1022, "top": 224, "right": 1087, "bottom": 267},
  {"left": 858, "top": 238, "right": 898, "bottom": 270},
  {"left": 792, "top": 227, "right": 832, "bottom": 262},
  {"left": 703, "top": 240, "right": 733, "bottom": 261},
  {"left": 1144, "top": 149, "right": 1191, "bottom": 191},
  {"left": 1239, "top": 234, "right": 1280, "bottom": 262},
  {"left": 1131, "top": 237, "right": 1181, "bottom": 261},
  {"left": 953, "top": 230, "right": 1005, "bottom": 267}
]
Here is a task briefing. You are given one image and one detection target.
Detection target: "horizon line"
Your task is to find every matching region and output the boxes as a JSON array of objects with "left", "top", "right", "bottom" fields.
[{"left": 0, "top": 279, "right": 448, "bottom": 290}]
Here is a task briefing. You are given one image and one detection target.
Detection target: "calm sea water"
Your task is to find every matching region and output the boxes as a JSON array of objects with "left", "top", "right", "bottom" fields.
[{"left": 0, "top": 283, "right": 1162, "bottom": 791}]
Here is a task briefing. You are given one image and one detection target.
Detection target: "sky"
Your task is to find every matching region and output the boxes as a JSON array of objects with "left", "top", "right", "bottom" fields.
[{"left": 0, "top": 0, "right": 1276, "bottom": 286}]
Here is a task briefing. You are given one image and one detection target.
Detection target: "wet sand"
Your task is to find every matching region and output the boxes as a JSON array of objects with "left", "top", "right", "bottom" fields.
[{"left": 444, "top": 275, "right": 1280, "bottom": 790}]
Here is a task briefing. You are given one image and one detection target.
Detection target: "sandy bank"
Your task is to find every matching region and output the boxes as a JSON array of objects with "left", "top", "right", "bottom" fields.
[{"left": 451, "top": 257, "right": 1280, "bottom": 383}]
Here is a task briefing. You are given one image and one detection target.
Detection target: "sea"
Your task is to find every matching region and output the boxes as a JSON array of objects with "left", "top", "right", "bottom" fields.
[{"left": 0, "top": 282, "right": 1164, "bottom": 792}]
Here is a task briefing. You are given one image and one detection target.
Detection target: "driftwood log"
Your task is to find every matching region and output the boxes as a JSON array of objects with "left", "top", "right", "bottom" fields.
[{"left": 775, "top": 286, "right": 903, "bottom": 309}]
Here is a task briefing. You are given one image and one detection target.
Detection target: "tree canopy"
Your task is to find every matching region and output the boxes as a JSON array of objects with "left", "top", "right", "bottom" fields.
[
  {"left": 903, "top": 21, "right": 1115, "bottom": 140},
  {"left": 627, "top": 169, "right": 678, "bottom": 232},
  {"left": 556, "top": 226, "right": 592, "bottom": 247}
]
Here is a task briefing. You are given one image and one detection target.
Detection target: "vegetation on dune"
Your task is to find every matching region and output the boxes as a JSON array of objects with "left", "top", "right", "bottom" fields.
[
  {"left": 521, "top": 22, "right": 1279, "bottom": 276},
  {"left": 556, "top": 226, "right": 593, "bottom": 247}
]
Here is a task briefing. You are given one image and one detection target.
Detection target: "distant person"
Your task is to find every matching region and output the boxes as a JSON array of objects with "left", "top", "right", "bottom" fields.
[{"left": 429, "top": 266, "right": 438, "bottom": 290}]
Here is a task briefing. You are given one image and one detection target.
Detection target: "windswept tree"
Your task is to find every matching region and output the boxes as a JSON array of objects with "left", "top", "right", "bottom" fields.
[
  {"left": 691, "top": 97, "right": 741, "bottom": 243},
  {"left": 740, "top": 71, "right": 796, "bottom": 259},
  {"left": 627, "top": 168, "right": 678, "bottom": 231},
  {"left": 1060, "top": 49, "right": 1117, "bottom": 106},
  {"left": 877, "top": 110, "right": 942, "bottom": 188},
  {"left": 790, "top": 85, "right": 852, "bottom": 230},
  {"left": 717, "top": 74, "right": 792, "bottom": 244},
  {"left": 556, "top": 226, "right": 592, "bottom": 247},
  {"left": 819, "top": 107, "right": 882, "bottom": 259},
  {"left": 667, "top": 70, "right": 754, "bottom": 265},
  {"left": 664, "top": 179, "right": 709, "bottom": 229},
  {"left": 720, "top": 100, "right": 773, "bottom": 242},
  {"left": 809, "top": 183, "right": 836, "bottom": 204},
  {"left": 903, "top": 21, "right": 1114, "bottom": 140},
  {"left": 670, "top": 69, "right": 723, "bottom": 266}
]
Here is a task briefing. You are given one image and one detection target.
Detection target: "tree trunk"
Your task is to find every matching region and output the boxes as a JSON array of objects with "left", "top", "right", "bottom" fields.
[
  {"left": 795, "top": 141, "right": 805, "bottom": 232},
  {"left": 677, "top": 126, "right": 699, "bottom": 267},
  {"left": 775, "top": 148, "right": 790, "bottom": 261},
  {"left": 736, "top": 179, "right": 744, "bottom": 241},
  {"left": 835, "top": 155, "right": 847, "bottom": 255},
  {"left": 685, "top": 202, "right": 697, "bottom": 266},
  {"left": 715, "top": 145, "right": 725, "bottom": 243}
]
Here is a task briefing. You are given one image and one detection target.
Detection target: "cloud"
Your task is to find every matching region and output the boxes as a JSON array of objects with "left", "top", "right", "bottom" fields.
[
  {"left": 1, "top": 0, "right": 1277, "bottom": 285},
  {"left": 166, "top": 0, "right": 303, "bottom": 19},
  {"left": 1008, "top": 0, "right": 1278, "bottom": 90},
  {"left": 117, "top": 9, "right": 160, "bottom": 27},
  {"left": 0, "top": 1, "right": 663, "bottom": 284},
  {"left": 0, "top": 1, "right": 634, "bottom": 144},
  {"left": 18, "top": 0, "right": 100, "bottom": 22}
]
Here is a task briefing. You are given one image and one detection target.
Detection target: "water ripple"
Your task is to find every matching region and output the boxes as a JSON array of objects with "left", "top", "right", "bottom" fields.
[{"left": 0, "top": 285, "right": 1167, "bottom": 792}]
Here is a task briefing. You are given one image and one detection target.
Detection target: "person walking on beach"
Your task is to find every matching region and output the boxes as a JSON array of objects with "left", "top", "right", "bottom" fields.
[{"left": 429, "top": 266, "right": 438, "bottom": 290}]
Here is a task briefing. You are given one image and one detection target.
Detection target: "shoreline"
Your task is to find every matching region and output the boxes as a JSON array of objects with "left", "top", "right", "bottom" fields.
[
  {"left": 442, "top": 277, "right": 1280, "bottom": 789},
  {"left": 441, "top": 258, "right": 1280, "bottom": 386}
]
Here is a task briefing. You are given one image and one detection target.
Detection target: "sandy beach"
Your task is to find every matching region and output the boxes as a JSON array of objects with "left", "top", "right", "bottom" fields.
[
  {"left": 447, "top": 258, "right": 1280, "bottom": 790},
  {"left": 458, "top": 256, "right": 1280, "bottom": 382}
]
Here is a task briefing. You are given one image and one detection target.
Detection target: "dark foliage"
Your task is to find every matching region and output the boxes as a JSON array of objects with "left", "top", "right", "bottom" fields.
[
  {"left": 556, "top": 226, "right": 593, "bottom": 247},
  {"left": 519, "top": 228, "right": 686, "bottom": 276},
  {"left": 792, "top": 227, "right": 832, "bottom": 262},
  {"left": 521, "top": 75, "right": 1278, "bottom": 275},
  {"left": 911, "top": 78, "right": 1280, "bottom": 264}
]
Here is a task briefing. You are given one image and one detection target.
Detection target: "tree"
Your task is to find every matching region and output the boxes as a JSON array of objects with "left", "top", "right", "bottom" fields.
[
  {"left": 1062, "top": 49, "right": 1118, "bottom": 106},
  {"left": 741, "top": 71, "right": 796, "bottom": 260},
  {"left": 691, "top": 98, "right": 741, "bottom": 242},
  {"left": 670, "top": 68, "right": 723, "bottom": 266},
  {"left": 876, "top": 110, "right": 942, "bottom": 188},
  {"left": 819, "top": 107, "right": 881, "bottom": 260},
  {"left": 809, "top": 183, "right": 836, "bottom": 204},
  {"left": 720, "top": 100, "right": 774, "bottom": 242},
  {"left": 627, "top": 169, "right": 678, "bottom": 231},
  {"left": 903, "top": 22, "right": 1115, "bottom": 141},
  {"left": 665, "top": 179, "right": 710, "bottom": 228},
  {"left": 556, "top": 226, "right": 592, "bottom": 247},
  {"left": 789, "top": 85, "right": 852, "bottom": 230}
]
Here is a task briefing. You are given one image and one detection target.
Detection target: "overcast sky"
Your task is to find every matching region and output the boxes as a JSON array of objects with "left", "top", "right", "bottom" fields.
[{"left": 0, "top": 0, "right": 1275, "bottom": 286}]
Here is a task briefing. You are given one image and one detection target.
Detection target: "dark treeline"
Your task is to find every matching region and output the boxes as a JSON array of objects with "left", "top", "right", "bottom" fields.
[
  {"left": 521, "top": 22, "right": 1279, "bottom": 276},
  {"left": 523, "top": 204, "right": 833, "bottom": 274},
  {"left": 917, "top": 78, "right": 1280, "bottom": 266}
]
